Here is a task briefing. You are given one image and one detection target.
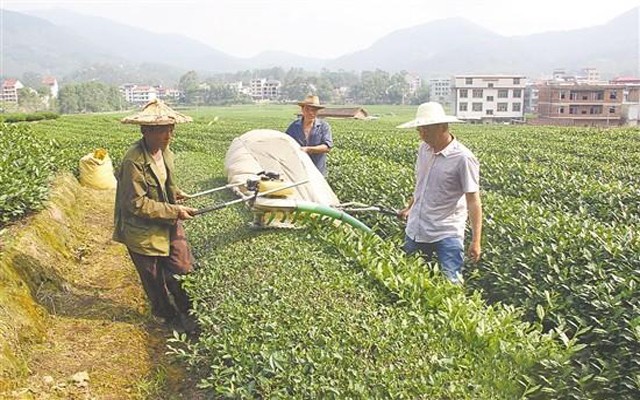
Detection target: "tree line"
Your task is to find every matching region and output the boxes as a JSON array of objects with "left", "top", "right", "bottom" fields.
[
  {"left": 0, "top": 77, "right": 124, "bottom": 115},
  {"left": 179, "top": 68, "right": 430, "bottom": 106},
  {"left": 57, "top": 82, "right": 124, "bottom": 114},
  {"left": 3, "top": 67, "right": 431, "bottom": 115}
]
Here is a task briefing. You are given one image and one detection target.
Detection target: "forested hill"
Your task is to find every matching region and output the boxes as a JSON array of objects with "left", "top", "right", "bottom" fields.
[{"left": 2, "top": 6, "right": 638, "bottom": 79}]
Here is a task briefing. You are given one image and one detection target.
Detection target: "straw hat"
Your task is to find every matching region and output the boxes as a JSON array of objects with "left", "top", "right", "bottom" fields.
[
  {"left": 121, "top": 99, "right": 193, "bottom": 126},
  {"left": 297, "top": 95, "right": 325, "bottom": 109},
  {"left": 396, "top": 102, "right": 461, "bottom": 128}
]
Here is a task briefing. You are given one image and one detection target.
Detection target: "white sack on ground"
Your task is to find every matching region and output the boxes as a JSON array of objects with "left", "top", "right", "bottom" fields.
[{"left": 223, "top": 129, "right": 339, "bottom": 206}]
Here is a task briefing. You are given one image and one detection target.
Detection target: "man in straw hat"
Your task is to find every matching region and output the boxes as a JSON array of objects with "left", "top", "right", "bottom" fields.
[
  {"left": 285, "top": 94, "right": 333, "bottom": 176},
  {"left": 114, "top": 99, "right": 199, "bottom": 335},
  {"left": 397, "top": 102, "right": 483, "bottom": 284}
]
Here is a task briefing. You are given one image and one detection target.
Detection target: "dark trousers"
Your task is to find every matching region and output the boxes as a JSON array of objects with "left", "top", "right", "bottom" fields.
[{"left": 127, "top": 222, "right": 194, "bottom": 319}]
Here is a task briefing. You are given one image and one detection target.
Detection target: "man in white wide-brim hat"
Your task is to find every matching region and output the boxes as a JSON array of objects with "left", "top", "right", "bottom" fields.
[
  {"left": 397, "top": 102, "right": 483, "bottom": 284},
  {"left": 113, "top": 99, "right": 199, "bottom": 336},
  {"left": 285, "top": 94, "right": 333, "bottom": 176}
]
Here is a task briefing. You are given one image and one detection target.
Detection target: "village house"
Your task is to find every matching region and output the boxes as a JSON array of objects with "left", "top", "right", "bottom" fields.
[
  {"left": 453, "top": 75, "right": 527, "bottom": 123},
  {"left": 120, "top": 84, "right": 157, "bottom": 104},
  {"left": 535, "top": 80, "right": 640, "bottom": 127},
  {"left": 428, "top": 78, "right": 453, "bottom": 108},
  {"left": 405, "top": 74, "right": 422, "bottom": 96},
  {"left": 1, "top": 79, "right": 24, "bottom": 103},
  {"left": 42, "top": 76, "right": 59, "bottom": 98},
  {"left": 317, "top": 107, "right": 370, "bottom": 120},
  {"left": 154, "top": 86, "right": 182, "bottom": 101},
  {"left": 250, "top": 78, "right": 281, "bottom": 101}
]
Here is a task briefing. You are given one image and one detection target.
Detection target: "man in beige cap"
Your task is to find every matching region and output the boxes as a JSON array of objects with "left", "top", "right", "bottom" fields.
[
  {"left": 397, "top": 102, "right": 482, "bottom": 284},
  {"left": 114, "top": 99, "right": 199, "bottom": 335},
  {"left": 285, "top": 95, "right": 333, "bottom": 176}
]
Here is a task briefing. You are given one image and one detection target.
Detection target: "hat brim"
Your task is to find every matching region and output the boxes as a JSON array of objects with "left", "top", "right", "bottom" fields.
[
  {"left": 297, "top": 102, "right": 326, "bottom": 109},
  {"left": 120, "top": 116, "right": 186, "bottom": 125},
  {"left": 121, "top": 99, "right": 193, "bottom": 125},
  {"left": 396, "top": 116, "right": 462, "bottom": 129}
]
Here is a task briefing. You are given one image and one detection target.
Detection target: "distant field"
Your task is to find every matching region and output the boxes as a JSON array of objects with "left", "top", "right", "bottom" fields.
[
  {"left": 182, "top": 103, "right": 419, "bottom": 129},
  {"left": 5, "top": 104, "right": 639, "bottom": 398}
]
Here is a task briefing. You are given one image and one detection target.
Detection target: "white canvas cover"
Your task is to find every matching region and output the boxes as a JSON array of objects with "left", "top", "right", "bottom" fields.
[{"left": 224, "top": 129, "right": 339, "bottom": 206}]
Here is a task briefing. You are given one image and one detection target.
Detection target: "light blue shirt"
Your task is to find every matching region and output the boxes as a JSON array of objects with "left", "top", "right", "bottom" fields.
[{"left": 285, "top": 117, "right": 333, "bottom": 176}]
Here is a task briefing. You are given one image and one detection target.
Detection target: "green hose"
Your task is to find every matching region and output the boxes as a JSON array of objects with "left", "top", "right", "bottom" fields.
[{"left": 294, "top": 201, "right": 372, "bottom": 233}]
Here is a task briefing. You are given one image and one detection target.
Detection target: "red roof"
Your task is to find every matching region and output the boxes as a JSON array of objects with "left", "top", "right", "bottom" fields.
[
  {"left": 2, "top": 78, "right": 18, "bottom": 87},
  {"left": 42, "top": 76, "right": 57, "bottom": 85},
  {"left": 611, "top": 76, "right": 640, "bottom": 83}
]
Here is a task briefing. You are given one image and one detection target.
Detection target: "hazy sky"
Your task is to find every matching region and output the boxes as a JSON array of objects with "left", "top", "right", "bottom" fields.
[{"left": 2, "top": 0, "right": 639, "bottom": 58}]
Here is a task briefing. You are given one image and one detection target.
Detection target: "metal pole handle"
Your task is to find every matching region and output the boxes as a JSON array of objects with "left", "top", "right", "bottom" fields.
[
  {"left": 193, "top": 179, "right": 309, "bottom": 216},
  {"left": 187, "top": 181, "right": 245, "bottom": 199},
  {"left": 192, "top": 197, "right": 245, "bottom": 215}
]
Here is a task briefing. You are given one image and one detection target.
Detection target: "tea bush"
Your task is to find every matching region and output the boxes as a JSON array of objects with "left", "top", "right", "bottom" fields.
[{"left": 0, "top": 123, "right": 64, "bottom": 224}]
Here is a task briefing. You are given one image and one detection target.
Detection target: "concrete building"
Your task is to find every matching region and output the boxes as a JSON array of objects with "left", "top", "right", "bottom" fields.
[
  {"left": 453, "top": 75, "right": 526, "bottom": 123},
  {"left": 1, "top": 79, "right": 24, "bottom": 103},
  {"left": 535, "top": 81, "right": 640, "bottom": 127},
  {"left": 250, "top": 78, "right": 281, "bottom": 101},
  {"left": 578, "top": 68, "right": 601, "bottom": 84},
  {"left": 154, "top": 86, "right": 182, "bottom": 101},
  {"left": 405, "top": 74, "right": 422, "bottom": 96},
  {"left": 121, "top": 84, "right": 158, "bottom": 104},
  {"left": 42, "top": 76, "right": 59, "bottom": 98},
  {"left": 428, "top": 78, "right": 453, "bottom": 107},
  {"left": 551, "top": 67, "right": 604, "bottom": 84}
]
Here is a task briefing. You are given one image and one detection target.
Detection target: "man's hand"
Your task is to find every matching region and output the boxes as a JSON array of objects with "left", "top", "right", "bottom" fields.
[
  {"left": 467, "top": 241, "right": 481, "bottom": 262},
  {"left": 300, "top": 146, "right": 310, "bottom": 154},
  {"left": 176, "top": 192, "right": 192, "bottom": 203},
  {"left": 177, "top": 206, "right": 197, "bottom": 220},
  {"left": 397, "top": 197, "right": 414, "bottom": 221}
]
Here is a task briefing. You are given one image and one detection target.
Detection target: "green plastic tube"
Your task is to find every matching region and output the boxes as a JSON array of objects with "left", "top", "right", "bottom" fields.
[{"left": 295, "top": 201, "right": 372, "bottom": 233}]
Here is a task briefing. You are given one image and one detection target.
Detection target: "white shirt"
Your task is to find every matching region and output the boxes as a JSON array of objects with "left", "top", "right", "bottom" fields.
[
  {"left": 406, "top": 138, "right": 480, "bottom": 243},
  {"left": 152, "top": 151, "right": 167, "bottom": 187}
]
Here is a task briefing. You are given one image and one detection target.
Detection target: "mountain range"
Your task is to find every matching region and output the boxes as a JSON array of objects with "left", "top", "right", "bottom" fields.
[{"left": 1, "top": 7, "right": 638, "bottom": 84}]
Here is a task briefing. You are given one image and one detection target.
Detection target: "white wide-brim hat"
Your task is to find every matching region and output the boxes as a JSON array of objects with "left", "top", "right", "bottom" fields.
[{"left": 397, "top": 102, "right": 461, "bottom": 128}]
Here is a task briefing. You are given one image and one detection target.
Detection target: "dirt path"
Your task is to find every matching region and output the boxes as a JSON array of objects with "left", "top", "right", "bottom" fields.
[{"left": 6, "top": 183, "right": 205, "bottom": 400}]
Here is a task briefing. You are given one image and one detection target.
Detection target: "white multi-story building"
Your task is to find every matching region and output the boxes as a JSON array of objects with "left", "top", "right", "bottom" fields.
[
  {"left": 1, "top": 79, "right": 24, "bottom": 103},
  {"left": 453, "top": 75, "right": 526, "bottom": 123},
  {"left": 121, "top": 84, "right": 157, "bottom": 104},
  {"left": 405, "top": 74, "right": 422, "bottom": 95},
  {"left": 428, "top": 78, "right": 453, "bottom": 106},
  {"left": 551, "top": 67, "right": 604, "bottom": 85},
  {"left": 155, "top": 86, "right": 182, "bottom": 101},
  {"left": 42, "top": 76, "right": 59, "bottom": 98},
  {"left": 250, "top": 78, "right": 281, "bottom": 101},
  {"left": 578, "top": 68, "right": 600, "bottom": 83}
]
